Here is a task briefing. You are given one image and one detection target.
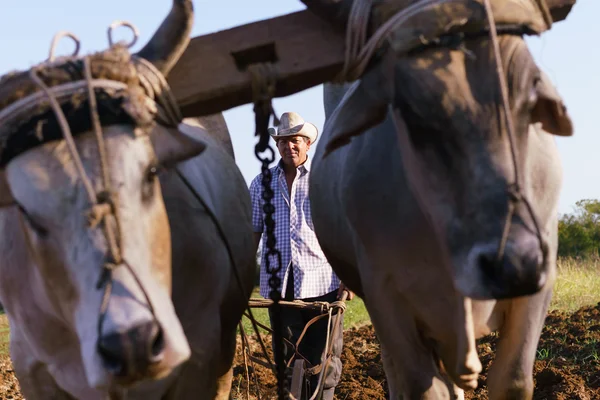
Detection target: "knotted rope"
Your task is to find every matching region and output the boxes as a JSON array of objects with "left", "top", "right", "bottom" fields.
[{"left": 23, "top": 24, "right": 186, "bottom": 347}]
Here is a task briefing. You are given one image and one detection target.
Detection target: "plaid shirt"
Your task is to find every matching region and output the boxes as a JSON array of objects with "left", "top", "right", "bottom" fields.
[{"left": 250, "top": 158, "right": 340, "bottom": 299}]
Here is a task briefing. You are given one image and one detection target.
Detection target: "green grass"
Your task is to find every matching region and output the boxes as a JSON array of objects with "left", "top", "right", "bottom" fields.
[
  {"left": 0, "top": 312, "right": 9, "bottom": 357},
  {"left": 550, "top": 257, "right": 600, "bottom": 312},
  {"left": 240, "top": 257, "right": 600, "bottom": 335}
]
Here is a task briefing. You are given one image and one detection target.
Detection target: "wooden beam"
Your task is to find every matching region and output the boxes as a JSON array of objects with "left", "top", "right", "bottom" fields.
[
  {"left": 169, "top": 1, "right": 577, "bottom": 118},
  {"left": 169, "top": 10, "right": 344, "bottom": 118}
]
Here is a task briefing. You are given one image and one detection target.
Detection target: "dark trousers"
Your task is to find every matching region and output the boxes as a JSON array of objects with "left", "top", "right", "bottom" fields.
[{"left": 269, "top": 270, "right": 343, "bottom": 400}]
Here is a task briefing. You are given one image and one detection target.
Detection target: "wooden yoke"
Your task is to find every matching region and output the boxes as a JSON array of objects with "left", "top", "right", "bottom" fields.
[{"left": 168, "top": 0, "right": 577, "bottom": 118}]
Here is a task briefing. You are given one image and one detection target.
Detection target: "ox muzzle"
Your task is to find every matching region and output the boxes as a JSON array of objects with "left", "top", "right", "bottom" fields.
[
  {"left": 458, "top": 227, "right": 547, "bottom": 300},
  {"left": 97, "top": 320, "right": 165, "bottom": 384}
]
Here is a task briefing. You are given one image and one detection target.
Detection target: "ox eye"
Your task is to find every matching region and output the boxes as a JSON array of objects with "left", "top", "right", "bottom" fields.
[
  {"left": 146, "top": 165, "right": 158, "bottom": 182},
  {"left": 142, "top": 163, "right": 160, "bottom": 202},
  {"left": 17, "top": 205, "right": 49, "bottom": 238}
]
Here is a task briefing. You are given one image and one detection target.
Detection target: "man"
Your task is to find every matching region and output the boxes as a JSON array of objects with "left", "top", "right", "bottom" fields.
[{"left": 249, "top": 111, "right": 353, "bottom": 399}]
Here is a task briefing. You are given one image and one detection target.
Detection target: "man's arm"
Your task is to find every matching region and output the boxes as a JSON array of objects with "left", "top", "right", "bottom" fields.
[{"left": 337, "top": 282, "right": 355, "bottom": 300}]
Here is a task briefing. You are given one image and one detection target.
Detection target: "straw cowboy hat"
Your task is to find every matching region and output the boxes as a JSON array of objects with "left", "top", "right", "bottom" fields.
[{"left": 268, "top": 112, "right": 318, "bottom": 143}]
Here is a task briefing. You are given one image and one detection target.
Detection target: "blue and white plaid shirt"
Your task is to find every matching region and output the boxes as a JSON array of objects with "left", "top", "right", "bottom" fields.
[{"left": 250, "top": 158, "right": 340, "bottom": 300}]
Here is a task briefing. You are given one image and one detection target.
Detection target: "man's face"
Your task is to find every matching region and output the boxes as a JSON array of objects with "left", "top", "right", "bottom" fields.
[{"left": 276, "top": 135, "right": 311, "bottom": 168}]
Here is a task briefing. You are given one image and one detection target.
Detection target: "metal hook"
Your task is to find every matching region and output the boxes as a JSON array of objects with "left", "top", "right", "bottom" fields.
[
  {"left": 107, "top": 20, "right": 140, "bottom": 49},
  {"left": 48, "top": 31, "right": 81, "bottom": 62}
]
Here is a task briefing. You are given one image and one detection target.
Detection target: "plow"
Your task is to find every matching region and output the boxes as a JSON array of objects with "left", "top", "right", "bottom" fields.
[
  {"left": 240, "top": 293, "right": 348, "bottom": 400},
  {"left": 0, "top": 0, "right": 580, "bottom": 399}
]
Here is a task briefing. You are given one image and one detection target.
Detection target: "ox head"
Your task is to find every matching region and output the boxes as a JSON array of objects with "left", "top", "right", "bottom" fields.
[
  {"left": 0, "top": 0, "right": 201, "bottom": 391},
  {"left": 313, "top": 0, "right": 572, "bottom": 300}
]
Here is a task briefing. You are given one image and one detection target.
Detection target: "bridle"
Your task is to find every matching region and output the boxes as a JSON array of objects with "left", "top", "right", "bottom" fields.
[
  {"left": 0, "top": 25, "right": 183, "bottom": 347},
  {"left": 335, "top": 0, "right": 549, "bottom": 278}
]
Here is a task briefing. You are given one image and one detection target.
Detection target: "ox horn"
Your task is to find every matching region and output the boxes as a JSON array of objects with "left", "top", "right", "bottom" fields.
[
  {"left": 300, "top": 0, "right": 355, "bottom": 29},
  {"left": 137, "top": 0, "right": 194, "bottom": 76}
]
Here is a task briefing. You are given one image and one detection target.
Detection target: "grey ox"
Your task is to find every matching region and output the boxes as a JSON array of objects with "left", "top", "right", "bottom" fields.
[
  {"left": 0, "top": 1, "right": 254, "bottom": 399},
  {"left": 305, "top": 0, "right": 573, "bottom": 399}
]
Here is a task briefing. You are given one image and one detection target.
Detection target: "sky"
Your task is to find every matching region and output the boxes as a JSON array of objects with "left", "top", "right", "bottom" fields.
[{"left": 1, "top": 1, "right": 596, "bottom": 215}]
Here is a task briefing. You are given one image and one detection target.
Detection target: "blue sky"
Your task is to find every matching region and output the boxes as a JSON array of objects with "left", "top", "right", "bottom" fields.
[{"left": 1, "top": 1, "right": 595, "bottom": 215}]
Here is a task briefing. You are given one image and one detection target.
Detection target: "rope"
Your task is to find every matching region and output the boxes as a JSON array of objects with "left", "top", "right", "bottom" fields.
[
  {"left": 242, "top": 311, "right": 300, "bottom": 354},
  {"left": 308, "top": 291, "right": 348, "bottom": 400},
  {"left": 26, "top": 37, "right": 178, "bottom": 346},
  {"left": 337, "top": 0, "right": 552, "bottom": 83},
  {"left": 28, "top": 69, "right": 97, "bottom": 205},
  {"left": 0, "top": 80, "right": 129, "bottom": 128},
  {"left": 337, "top": 0, "right": 466, "bottom": 82},
  {"left": 481, "top": 0, "right": 547, "bottom": 264},
  {"left": 338, "top": 0, "right": 549, "bottom": 269},
  {"left": 248, "top": 62, "right": 280, "bottom": 153},
  {"left": 339, "top": 0, "right": 373, "bottom": 81},
  {"left": 133, "top": 56, "right": 182, "bottom": 127},
  {"left": 249, "top": 298, "right": 334, "bottom": 313},
  {"left": 240, "top": 294, "right": 349, "bottom": 398},
  {"left": 83, "top": 57, "right": 123, "bottom": 264}
]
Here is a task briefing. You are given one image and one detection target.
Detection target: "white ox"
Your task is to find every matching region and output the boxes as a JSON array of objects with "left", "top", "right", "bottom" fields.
[
  {"left": 0, "top": 1, "right": 255, "bottom": 399},
  {"left": 306, "top": 0, "right": 573, "bottom": 399}
]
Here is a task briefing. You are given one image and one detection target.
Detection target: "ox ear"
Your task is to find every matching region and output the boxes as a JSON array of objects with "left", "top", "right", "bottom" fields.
[
  {"left": 323, "top": 54, "right": 395, "bottom": 156},
  {"left": 0, "top": 170, "right": 15, "bottom": 207},
  {"left": 531, "top": 71, "right": 573, "bottom": 136},
  {"left": 151, "top": 118, "right": 208, "bottom": 168}
]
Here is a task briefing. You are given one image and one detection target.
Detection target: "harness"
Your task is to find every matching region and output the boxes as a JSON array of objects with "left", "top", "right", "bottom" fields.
[
  {"left": 0, "top": 24, "right": 185, "bottom": 361},
  {"left": 335, "top": 0, "right": 549, "bottom": 288}
]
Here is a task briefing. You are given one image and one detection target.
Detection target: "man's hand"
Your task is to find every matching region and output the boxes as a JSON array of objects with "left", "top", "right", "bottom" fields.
[{"left": 337, "top": 282, "right": 355, "bottom": 301}]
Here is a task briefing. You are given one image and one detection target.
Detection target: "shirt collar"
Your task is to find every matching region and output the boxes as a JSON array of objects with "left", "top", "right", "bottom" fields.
[{"left": 277, "top": 157, "right": 311, "bottom": 175}]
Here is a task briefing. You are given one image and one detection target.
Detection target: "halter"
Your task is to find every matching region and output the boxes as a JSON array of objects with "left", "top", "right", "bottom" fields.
[
  {"left": 0, "top": 23, "right": 182, "bottom": 346},
  {"left": 336, "top": 0, "right": 550, "bottom": 286}
]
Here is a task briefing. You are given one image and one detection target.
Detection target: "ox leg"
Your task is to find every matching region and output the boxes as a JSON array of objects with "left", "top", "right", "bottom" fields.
[
  {"left": 486, "top": 289, "right": 552, "bottom": 400},
  {"left": 214, "top": 366, "right": 233, "bottom": 400},
  {"left": 363, "top": 283, "right": 452, "bottom": 399},
  {"left": 379, "top": 340, "right": 402, "bottom": 397},
  {"left": 213, "top": 326, "right": 238, "bottom": 400}
]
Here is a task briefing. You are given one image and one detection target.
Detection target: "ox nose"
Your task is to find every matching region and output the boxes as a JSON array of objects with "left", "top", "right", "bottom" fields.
[
  {"left": 468, "top": 238, "right": 546, "bottom": 299},
  {"left": 97, "top": 320, "right": 165, "bottom": 378}
]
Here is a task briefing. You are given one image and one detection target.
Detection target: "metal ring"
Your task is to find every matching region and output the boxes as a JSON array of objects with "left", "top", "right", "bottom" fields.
[
  {"left": 48, "top": 31, "right": 81, "bottom": 62},
  {"left": 107, "top": 20, "right": 139, "bottom": 49}
]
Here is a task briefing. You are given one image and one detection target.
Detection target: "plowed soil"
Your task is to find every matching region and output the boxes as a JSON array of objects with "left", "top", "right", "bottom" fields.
[
  {"left": 232, "top": 303, "right": 600, "bottom": 399},
  {"left": 1, "top": 304, "right": 599, "bottom": 399}
]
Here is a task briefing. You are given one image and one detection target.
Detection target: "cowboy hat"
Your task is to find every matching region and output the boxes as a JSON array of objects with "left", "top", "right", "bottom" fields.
[{"left": 268, "top": 112, "right": 318, "bottom": 143}]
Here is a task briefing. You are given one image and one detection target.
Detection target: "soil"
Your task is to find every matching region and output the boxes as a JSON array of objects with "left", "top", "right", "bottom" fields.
[
  {"left": 232, "top": 303, "right": 600, "bottom": 399},
  {"left": 1, "top": 304, "right": 599, "bottom": 399}
]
